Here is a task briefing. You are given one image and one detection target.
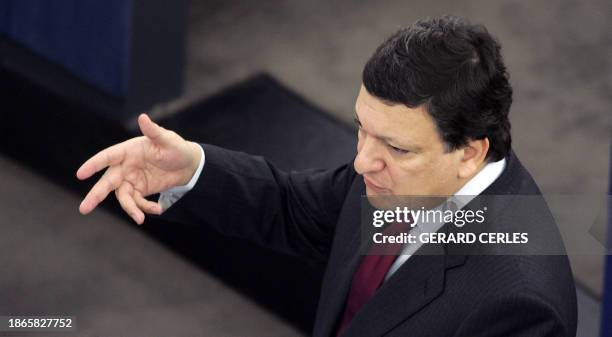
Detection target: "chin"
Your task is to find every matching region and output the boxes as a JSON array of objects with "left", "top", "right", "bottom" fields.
[{"left": 365, "top": 189, "right": 399, "bottom": 210}]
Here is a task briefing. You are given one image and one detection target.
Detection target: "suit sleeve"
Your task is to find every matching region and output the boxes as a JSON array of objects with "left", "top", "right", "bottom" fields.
[
  {"left": 453, "top": 293, "right": 574, "bottom": 337},
  {"left": 159, "top": 143, "right": 358, "bottom": 265}
]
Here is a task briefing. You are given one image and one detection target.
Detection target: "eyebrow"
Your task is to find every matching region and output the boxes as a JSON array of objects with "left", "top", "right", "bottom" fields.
[
  {"left": 354, "top": 114, "right": 397, "bottom": 142},
  {"left": 354, "top": 114, "right": 422, "bottom": 151}
]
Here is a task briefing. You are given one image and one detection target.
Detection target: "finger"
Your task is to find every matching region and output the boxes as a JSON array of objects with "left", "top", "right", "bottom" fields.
[
  {"left": 138, "top": 113, "right": 171, "bottom": 146},
  {"left": 115, "top": 182, "right": 145, "bottom": 225},
  {"left": 79, "top": 167, "right": 123, "bottom": 215},
  {"left": 134, "top": 191, "right": 162, "bottom": 215},
  {"left": 76, "top": 143, "right": 126, "bottom": 180}
]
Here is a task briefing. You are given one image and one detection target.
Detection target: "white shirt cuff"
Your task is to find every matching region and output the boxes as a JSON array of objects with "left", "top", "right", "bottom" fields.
[{"left": 158, "top": 143, "right": 205, "bottom": 211}]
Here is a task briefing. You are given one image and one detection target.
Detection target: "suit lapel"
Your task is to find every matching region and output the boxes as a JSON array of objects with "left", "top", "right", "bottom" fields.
[
  {"left": 340, "top": 243, "right": 448, "bottom": 337},
  {"left": 314, "top": 180, "right": 469, "bottom": 337},
  {"left": 313, "top": 181, "right": 366, "bottom": 337}
]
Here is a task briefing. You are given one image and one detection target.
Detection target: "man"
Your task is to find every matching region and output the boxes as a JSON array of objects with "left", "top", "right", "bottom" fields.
[{"left": 77, "top": 16, "right": 577, "bottom": 336}]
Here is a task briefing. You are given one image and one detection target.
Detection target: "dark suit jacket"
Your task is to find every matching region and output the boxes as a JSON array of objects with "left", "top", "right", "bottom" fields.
[{"left": 162, "top": 144, "right": 577, "bottom": 337}]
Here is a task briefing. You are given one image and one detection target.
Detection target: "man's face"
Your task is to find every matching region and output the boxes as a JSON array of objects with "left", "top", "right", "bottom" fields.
[{"left": 354, "top": 86, "right": 465, "bottom": 199}]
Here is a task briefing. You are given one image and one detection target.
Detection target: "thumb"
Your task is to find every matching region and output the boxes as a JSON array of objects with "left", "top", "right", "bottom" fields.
[{"left": 138, "top": 113, "right": 169, "bottom": 145}]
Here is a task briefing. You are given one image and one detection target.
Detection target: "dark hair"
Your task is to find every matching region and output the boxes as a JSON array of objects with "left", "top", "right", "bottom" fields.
[{"left": 362, "top": 15, "right": 512, "bottom": 162}]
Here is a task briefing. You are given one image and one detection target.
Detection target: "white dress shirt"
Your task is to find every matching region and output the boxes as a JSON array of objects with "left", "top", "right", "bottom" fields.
[
  {"left": 384, "top": 157, "right": 506, "bottom": 280},
  {"left": 159, "top": 145, "right": 506, "bottom": 281}
]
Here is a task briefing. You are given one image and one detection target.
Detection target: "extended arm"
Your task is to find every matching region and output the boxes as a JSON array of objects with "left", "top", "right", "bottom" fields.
[{"left": 159, "top": 143, "right": 357, "bottom": 265}]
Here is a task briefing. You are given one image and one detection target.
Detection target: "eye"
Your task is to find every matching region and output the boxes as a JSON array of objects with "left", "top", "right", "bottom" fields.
[{"left": 388, "top": 144, "right": 409, "bottom": 154}]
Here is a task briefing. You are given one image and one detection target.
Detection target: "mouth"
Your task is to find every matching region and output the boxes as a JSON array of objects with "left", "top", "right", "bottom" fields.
[{"left": 363, "top": 176, "right": 389, "bottom": 193}]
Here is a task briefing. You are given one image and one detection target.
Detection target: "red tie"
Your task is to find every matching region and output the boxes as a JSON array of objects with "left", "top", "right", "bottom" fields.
[{"left": 336, "top": 218, "right": 413, "bottom": 336}]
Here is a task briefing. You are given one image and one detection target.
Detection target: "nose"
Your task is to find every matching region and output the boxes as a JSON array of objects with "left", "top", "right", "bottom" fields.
[{"left": 354, "top": 135, "right": 385, "bottom": 175}]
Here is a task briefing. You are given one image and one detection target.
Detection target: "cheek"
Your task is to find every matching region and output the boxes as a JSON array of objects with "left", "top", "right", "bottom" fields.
[
  {"left": 388, "top": 155, "right": 440, "bottom": 192},
  {"left": 387, "top": 161, "right": 421, "bottom": 187},
  {"left": 395, "top": 155, "right": 429, "bottom": 177},
  {"left": 424, "top": 157, "right": 461, "bottom": 193}
]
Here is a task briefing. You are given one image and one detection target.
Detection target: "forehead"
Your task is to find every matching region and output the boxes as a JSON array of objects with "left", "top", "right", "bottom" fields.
[{"left": 355, "top": 86, "right": 441, "bottom": 146}]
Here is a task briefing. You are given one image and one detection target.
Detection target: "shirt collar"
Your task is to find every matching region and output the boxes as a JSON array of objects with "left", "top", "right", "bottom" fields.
[
  {"left": 455, "top": 158, "right": 506, "bottom": 196},
  {"left": 450, "top": 157, "right": 506, "bottom": 209}
]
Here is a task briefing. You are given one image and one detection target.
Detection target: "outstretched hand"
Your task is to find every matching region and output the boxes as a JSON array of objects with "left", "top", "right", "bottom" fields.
[{"left": 76, "top": 113, "right": 201, "bottom": 224}]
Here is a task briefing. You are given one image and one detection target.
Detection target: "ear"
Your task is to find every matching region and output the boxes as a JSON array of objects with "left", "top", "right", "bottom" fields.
[{"left": 458, "top": 138, "right": 490, "bottom": 179}]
